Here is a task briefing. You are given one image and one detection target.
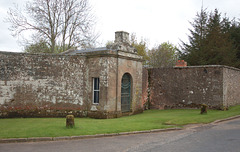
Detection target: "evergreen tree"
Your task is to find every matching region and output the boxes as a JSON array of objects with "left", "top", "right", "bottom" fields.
[
  {"left": 181, "top": 8, "right": 238, "bottom": 67},
  {"left": 230, "top": 21, "right": 240, "bottom": 67},
  {"left": 181, "top": 8, "right": 208, "bottom": 65},
  {"left": 204, "top": 9, "right": 237, "bottom": 66}
]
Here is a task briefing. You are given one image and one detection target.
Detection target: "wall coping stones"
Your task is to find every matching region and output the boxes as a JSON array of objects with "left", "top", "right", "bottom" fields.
[
  {"left": 0, "top": 50, "right": 85, "bottom": 58},
  {"left": 174, "top": 65, "right": 240, "bottom": 72},
  {"left": 0, "top": 50, "right": 144, "bottom": 62},
  {"left": 146, "top": 65, "right": 240, "bottom": 72}
]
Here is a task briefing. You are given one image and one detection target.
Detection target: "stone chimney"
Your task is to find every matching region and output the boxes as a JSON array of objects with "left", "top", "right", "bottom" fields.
[
  {"left": 107, "top": 31, "right": 137, "bottom": 53},
  {"left": 115, "top": 31, "right": 130, "bottom": 44}
]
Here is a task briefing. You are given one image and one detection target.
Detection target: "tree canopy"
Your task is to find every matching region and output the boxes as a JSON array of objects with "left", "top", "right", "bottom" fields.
[
  {"left": 130, "top": 33, "right": 149, "bottom": 65},
  {"left": 181, "top": 8, "right": 240, "bottom": 68},
  {"left": 148, "top": 42, "right": 179, "bottom": 68},
  {"left": 7, "top": 0, "right": 97, "bottom": 54}
]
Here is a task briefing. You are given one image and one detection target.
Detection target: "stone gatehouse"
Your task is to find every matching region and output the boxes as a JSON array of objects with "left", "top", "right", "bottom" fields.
[
  {"left": 0, "top": 31, "right": 144, "bottom": 118},
  {"left": 2, "top": 31, "right": 240, "bottom": 119}
]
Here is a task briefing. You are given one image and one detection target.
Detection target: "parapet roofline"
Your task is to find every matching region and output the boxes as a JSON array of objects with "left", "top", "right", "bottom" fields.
[
  {"left": 64, "top": 47, "right": 111, "bottom": 55},
  {"left": 62, "top": 31, "right": 137, "bottom": 55}
]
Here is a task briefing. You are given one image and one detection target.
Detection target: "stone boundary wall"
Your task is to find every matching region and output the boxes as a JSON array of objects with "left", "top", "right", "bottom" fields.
[
  {"left": 0, "top": 50, "right": 144, "bottom": 119},
  {"left": 0, "top": 51, "right": 88, "bottom": 118},
  {"left": 147, "top": 66, "right": 224, "bottom": 109},
  {"left": 223, "top": 67, "right": 240, "bottom": 107},
  {"left": 142, "top": 68, "right": 148, "bottom": 109},
  {"left": 2, "top": 50, "right": 240, "bottom": 118},
  {"left": 146, "top": 65, "right": 240, "bottom": 110}
]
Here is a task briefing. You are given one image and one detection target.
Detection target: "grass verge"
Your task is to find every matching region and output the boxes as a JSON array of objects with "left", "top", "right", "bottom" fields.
[{"left": 1, "top": 105, "right": 240, "bottom": 139}]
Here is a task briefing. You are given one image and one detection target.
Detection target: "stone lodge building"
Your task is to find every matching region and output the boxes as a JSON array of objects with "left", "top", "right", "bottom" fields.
[
  {"left": 0, "top": 31, "right": 144, "bottom": 119},
  {"left": 2, "top": 31, "right": 240, "bottom": 119}
]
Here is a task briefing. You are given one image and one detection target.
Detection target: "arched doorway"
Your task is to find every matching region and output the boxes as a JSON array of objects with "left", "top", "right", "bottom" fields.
[{"left": 121, "top": 73, "right": 132, "bottom": 112}]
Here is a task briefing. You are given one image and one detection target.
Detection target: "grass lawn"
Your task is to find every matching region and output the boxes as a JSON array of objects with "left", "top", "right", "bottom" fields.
[{"left": 1, "top": 105, "right": 240, "bottom": 139}]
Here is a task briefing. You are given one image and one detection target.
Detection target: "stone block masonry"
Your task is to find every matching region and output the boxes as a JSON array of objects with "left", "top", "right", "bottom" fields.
[
  {"left": 147, "top": 65, "right": 240, "bottom": 110},
  {"left": 4, "top": 31, "right": 240, "bottom": 118},
  {"left": 2, "top": 48, "right": 240, "bottom": 118},
  {"left": 0, "top": 31, "right": 144, "bottom": 119},
  {"left": 142, "top": 68, "right": 149, "bottom": 109},
  {"left": 0, "top": 52, "right": 88, "bottom": 118},
  {"left": 223, "top": 67, "right": 240, "bottom": 107}
]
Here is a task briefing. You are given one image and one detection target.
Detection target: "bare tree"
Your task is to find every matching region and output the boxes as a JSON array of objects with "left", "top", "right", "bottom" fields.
[{"left": 6, "top": 0, "right": 97, "bottom": 53}]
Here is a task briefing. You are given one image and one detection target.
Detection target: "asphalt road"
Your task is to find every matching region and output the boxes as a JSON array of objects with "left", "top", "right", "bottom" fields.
[{"left": 1, "top": 118, "right": 240, "bottom": 152}]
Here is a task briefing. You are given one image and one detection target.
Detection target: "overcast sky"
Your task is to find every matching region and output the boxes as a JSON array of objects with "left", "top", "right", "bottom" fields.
[{"left": 0, "top": 0, "right": 240, "bottom": 52}]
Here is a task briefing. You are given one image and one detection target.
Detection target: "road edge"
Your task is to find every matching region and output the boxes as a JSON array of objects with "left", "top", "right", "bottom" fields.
[
  {"left": 0, "top": 127, "right": 182, "bottom": 143},
  {"left": 1, "top": 115, "right": 240, "bottom": 143}
]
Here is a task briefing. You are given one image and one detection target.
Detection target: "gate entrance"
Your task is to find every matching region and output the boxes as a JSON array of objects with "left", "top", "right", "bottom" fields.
[{"left": 121, "top": 73, "right": 131, "bottom": 112}]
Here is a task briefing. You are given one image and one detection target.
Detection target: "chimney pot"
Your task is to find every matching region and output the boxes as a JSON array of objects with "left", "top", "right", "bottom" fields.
[{"left": 176, "top": 60, "right": 187, "bottom": 67}]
